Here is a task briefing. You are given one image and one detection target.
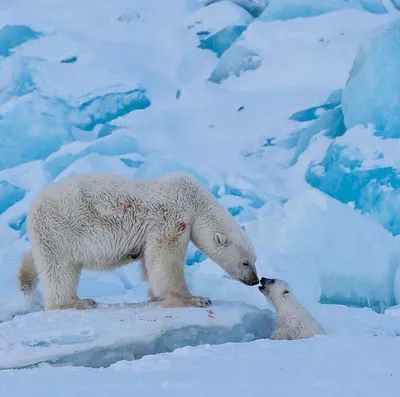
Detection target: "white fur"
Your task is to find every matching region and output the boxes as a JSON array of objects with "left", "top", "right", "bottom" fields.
[
  {"left": 259, "top": 278, "right": 326, "bottom": 340},
  {"left": 21, "top": 172, "right": 259, "bottom": 310}
]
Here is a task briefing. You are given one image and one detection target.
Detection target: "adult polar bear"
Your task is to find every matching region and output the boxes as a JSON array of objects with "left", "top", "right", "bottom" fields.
[{"left": 18, "top": 172, "right": 259, "bottom": 310}]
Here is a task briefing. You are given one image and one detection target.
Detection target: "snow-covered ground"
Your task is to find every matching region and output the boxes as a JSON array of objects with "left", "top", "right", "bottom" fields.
[{"left": 1, "top": 0, "right": 400, "bottom": 395}]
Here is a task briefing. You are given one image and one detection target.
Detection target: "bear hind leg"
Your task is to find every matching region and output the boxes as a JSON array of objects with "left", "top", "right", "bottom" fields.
[{"left": 37, "top": 255, "right": 97, "bottom": 311}]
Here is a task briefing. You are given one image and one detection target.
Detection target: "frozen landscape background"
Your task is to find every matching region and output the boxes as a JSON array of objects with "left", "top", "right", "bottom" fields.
[{"left": 1, "top": 0, "right": 400, "bottom": 395}]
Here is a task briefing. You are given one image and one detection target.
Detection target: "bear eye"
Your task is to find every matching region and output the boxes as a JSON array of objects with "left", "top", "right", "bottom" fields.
[
  {"left": 283, "top": 290, "right": 290, "bottom": 295},
  {"left": 243, "top": 261, "right": 249, "bottom": 266}
]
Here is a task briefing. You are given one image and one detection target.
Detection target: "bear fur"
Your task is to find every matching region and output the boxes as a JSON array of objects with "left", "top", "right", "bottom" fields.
[
  {"left": 259, "top": 277, "right": 326, "bottom": 340},
  {"left": 18, "top": 172, "right": 259, "bottom": 311}
]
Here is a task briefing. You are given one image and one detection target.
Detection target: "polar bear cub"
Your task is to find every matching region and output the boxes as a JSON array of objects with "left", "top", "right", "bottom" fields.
[{"left": 259, "top": 277, "right": 326, "bottom": 340}]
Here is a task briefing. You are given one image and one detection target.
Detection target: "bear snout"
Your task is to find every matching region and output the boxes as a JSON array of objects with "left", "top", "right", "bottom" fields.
[
  {"left": 260, "top": 277, "right": 275, "bottom": 286},
  {"left": 241, "top": 274, "right": 260, "bottom": 286}
]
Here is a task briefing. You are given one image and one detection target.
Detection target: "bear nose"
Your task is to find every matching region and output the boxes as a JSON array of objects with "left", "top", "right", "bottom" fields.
[{"left": 260, "top": 277, "right": 275, "bottom": 286}]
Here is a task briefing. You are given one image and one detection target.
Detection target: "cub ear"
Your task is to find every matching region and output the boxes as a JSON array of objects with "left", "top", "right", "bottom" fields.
[
  {"left": 215, "top": 233, "right": 228, "bottom": 246},
  {"left": 240, "top": 225, "right": 246, "bottom": 233}
]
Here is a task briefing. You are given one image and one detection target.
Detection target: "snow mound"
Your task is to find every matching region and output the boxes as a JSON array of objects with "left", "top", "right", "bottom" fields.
[
  {"left": 210, "top": 9, "right": 384, "bottom": 88},
  {"left": 196, "top": 0, "right": 269, "bottom": 17},
  {"left": 260, "top": 0, "right": 387, "bottom": 22},
  {"left": 0, "top": 25, "right": 42, "bottom": 57},
  {"left": 306, "top": 125, "right": 400, "bottom": 235},
  {"left": 250, "top": 188, "right": 400, "bottom": 312},
  {"left": 342, "top": 20, "right": 400, "bottom": 138},
  {"left": 186, "top": 1, "right": 253, "bottom": 57},
  {"left": 0, "top": 301, "right": 274, "bottom": 370}
]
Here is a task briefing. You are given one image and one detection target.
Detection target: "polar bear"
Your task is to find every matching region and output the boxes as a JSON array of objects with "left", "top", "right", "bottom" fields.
[
  {"left": 259, "top": 277, "right": 326, "bottom": 340},
  {"left": 18, "top": 172, "right": 259, "bottom": 311}
]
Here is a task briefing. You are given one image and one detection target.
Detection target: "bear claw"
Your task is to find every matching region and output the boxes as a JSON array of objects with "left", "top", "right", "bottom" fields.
[{"left": 74, "top": 298, "right": 97, "bottom": 310}]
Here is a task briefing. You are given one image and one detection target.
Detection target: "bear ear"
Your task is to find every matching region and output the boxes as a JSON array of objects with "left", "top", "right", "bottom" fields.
[
  {"left": 215, "top": 233, "right": 228, "bottom": 246},
  {"left": 240, "top": 224, "right": 246, "bottom": 233}
]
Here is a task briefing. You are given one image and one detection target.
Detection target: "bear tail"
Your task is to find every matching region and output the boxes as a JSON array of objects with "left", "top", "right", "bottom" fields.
[{"left": 17, "top": 251, "right": 38, "bottom": 294}]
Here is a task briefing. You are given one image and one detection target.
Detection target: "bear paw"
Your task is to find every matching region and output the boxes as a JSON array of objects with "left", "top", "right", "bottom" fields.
[
  {"left": 164, "top": 293, "right": 212, "bottom": 308},
  {"left": 190, "top": 295, "right": 212, "bottom": 307},
  {"left": 74, "top": 298, "right": 98, "bottom": 310}
]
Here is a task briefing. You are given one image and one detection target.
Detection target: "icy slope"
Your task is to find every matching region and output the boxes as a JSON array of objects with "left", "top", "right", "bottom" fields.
[{"left": 0, "top": 301, "right": 273, "bottom": 370}]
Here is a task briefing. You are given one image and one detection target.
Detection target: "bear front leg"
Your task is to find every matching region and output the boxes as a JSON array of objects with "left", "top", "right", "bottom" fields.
[
  {"left": 36, "top": 255, "right": 97, "bottom": 311},
  {"left": 140, "top": 261, "right": 164, "bottom": 303},
  {"left": 144, "top": 235, "right": 211, "bottom": 308}
]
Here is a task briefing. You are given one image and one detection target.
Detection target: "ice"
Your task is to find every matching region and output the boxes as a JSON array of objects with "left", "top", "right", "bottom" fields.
[
  {"left": 248, "top": 188, "right": 400, "bottom": 312},
  {"left": 342, "top": 20, "right": 400, "bottom": 138},
  {"left": 210, "top": 9, "right": 386, "bottom": 87},
  {"left": 44, "top": 133, "right": 142, "bottom": 178},
  {"left": 392, "top": 0, "right": 400, "bottom": 9},
  {"left": 0, "top": 95, "right": 74, "bottom": 170},
  {"left": 306, "top": 125, "right": 400, "bottom": 235},
  {"left": 0, "top": 301, "right": 274, "bottom": 370},
  {"left": 260, "top": 0, "right": 387, "bottom": 22},
  {"left": 0, "top": 25, "right": 42, "bottom": 57},
  {"left": 186, "top": 1, "right": 253, "bottom": 57},
  {"left": 0, "top": 181, "right": 26, "bottom": 214},
  {"left": 196, "top": 0, "right": 269, "bottom": 17},
  {"left": 134, "top": 157, "right": 210, "bottom": 189}
]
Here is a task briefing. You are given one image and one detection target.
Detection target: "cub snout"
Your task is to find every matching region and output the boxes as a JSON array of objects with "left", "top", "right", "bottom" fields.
[{"left": 260, "top": 277, "right": 275, "bottom": 286}]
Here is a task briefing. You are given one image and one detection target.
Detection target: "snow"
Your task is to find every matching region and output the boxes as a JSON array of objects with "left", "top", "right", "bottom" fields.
[
  {"left": 260, "top": 0, "right": 388, "bottom": 22},
  {"left": 0, "top": 301, "right": 273, "bottom": 370},
  {"left": 1, "top": 0, "right": 400, "bottom": 394},
  {"left": 342, "top": 20, "right": 400, "bottom": 138}
]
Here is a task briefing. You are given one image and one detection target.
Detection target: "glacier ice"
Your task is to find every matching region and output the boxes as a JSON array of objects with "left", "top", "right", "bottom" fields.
[
  {"left": 44, "top": 133, "right": 141, "bottom": 178},
  {"left": 209, "top": 43, "right": 261, "bottom": 83},
  {"left": 197, "top": 0, "right": 269, "bottom": 17},
  {"left": 287, "top": 91, "right": 346, "bottom": 165},
  {"left": 134, "top": 157, "right": 210, "bottom": 189},
  {"left": 342, "top": 20, "right": 400, "bottom": 138},
  {"left": 260, "top": 0, "right": 387, "bottom": 22},
  {"left": 0, "top": 25, "right": 42, "bottom": 58},
  {"left": 306, "top": 125, "right": 400, "bottom": 236},
  {"left": 73, "top": 89, "right": 151, "bottom": 131},
  {"left": 252, "top": 188, "right": 400, "bottom": 313},
  {"left": 0, "top": 96, "right": 74, "bottom": 170},
  {"left": 0, "top": 181, "right": 26, "bottom": 214},
  {"left": 187, "top": 1, "right": 253, "bottom": 57}
]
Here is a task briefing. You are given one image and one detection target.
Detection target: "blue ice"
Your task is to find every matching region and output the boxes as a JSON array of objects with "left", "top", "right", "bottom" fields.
[
  {"left": 0, "top": 181, "right": 26, "bottom": 214},
  {"left": 0, "top": 25, "right": 42, "bottom": 57},
  {"left": 342, "top": 20, "right": 400, "bottom": 138},
  {"left": 75, "top": 89, "right": 151, "bottom": 131},
  {"left": 188, "top": 1, "right": 253, "bottom": 58},
  {"left": 44, "top": 134, "right": 141, "bottom": 178},
  {"left": 209, "top": 44, "right": 262, "bottom": 84},
  {"left": 392, "top": 0, "right": 400, "bottom": 10},
  {"left": 260, "top": 0, "right": 387, "bottom": 22},
  {"left": 288, "top": 91, "right": 346, "bottom": 165},
  {"left": 134, "top": 157, "right": 210, "bottom": 190},
  {"left": 0, "top": 97, "right": 74, "bottom": 170},
  {"left": 306, "top": 141, "right": 400, "bottom": 236}
]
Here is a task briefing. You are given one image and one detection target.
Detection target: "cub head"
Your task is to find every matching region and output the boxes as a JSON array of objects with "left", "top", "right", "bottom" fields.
[{"left": 258, "top": 277, "right": 292, "bottom": 306}]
